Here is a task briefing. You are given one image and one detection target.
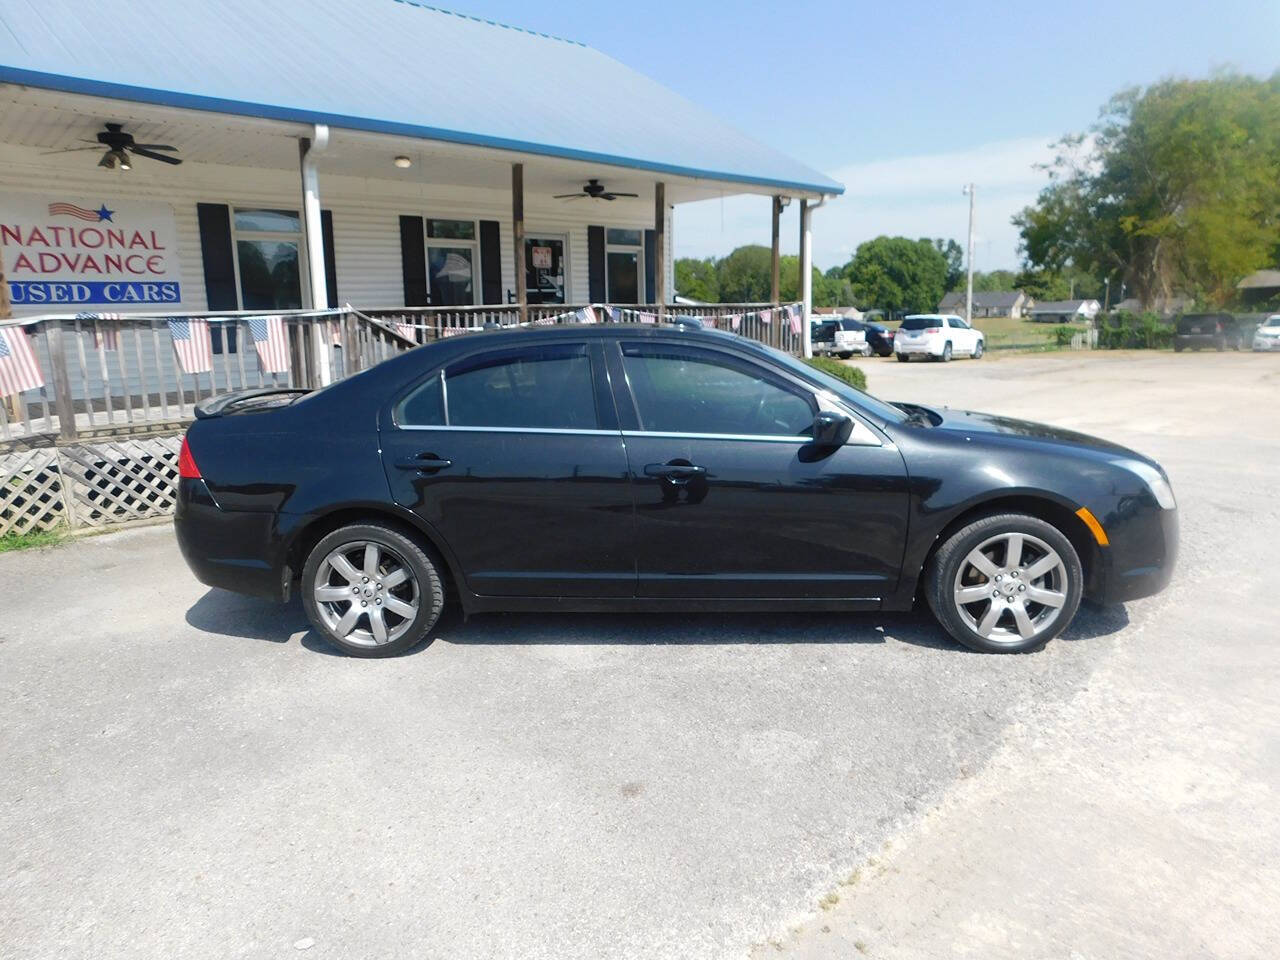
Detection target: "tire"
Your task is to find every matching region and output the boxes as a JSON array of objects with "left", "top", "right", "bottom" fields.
[
  {"left": 972, "top": 340, "right": 984, "bottom": 359},
  {"left": 924, "top": 513, "right": 1083, "bottom": 654},
  {"left": 1174, "top": 342, "right": 1184, "bottom": 353},
  {"left": 941, "top": 342, "right": 953, "bottom": 362},
  {"left": 896, "top": 353, "right": 909, "bottom": 362},
  {"left": 301, "top": 522, "right": 445, "bottom": 658},
  {"left": 839, "top": 351, "right": 853, "bottom": 359}
]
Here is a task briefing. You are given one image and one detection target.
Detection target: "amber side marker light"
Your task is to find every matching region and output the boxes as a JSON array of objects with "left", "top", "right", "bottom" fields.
[{"left": 1075, "top": 506, "right": 1109, "bottom": 546}]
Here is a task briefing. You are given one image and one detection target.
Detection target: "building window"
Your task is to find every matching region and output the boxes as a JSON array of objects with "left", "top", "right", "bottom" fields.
[
  {"left": 232, "top": 208, "right": 303, "bottom": 310},
  {"left": 605, "top": 228, "right": 643, "bottom": 303},
  {"left": 426, "top": 218, "right": 478, "bottom": 306}
]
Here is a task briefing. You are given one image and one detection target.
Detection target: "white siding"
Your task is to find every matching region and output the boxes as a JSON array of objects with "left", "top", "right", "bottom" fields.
[{"left": 1, "top": 145, "right": 670, "bottom": 315}]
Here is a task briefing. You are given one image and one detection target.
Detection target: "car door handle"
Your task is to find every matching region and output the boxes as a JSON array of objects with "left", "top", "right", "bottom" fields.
[
  {"left": 643, "top": 462, "right": 706, "bottom": 479},
  {"left": 395, "top": 455, "right": 453, "bottom": 471}
]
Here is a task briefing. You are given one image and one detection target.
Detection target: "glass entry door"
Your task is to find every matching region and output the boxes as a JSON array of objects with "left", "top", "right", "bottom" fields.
[{"left": 524, "top": 236, "right": 566, "bottom": 304}]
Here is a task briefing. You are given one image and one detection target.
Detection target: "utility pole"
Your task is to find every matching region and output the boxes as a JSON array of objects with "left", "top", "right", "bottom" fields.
[{"left": 962, "top": 183, "right": 975, "bottom": 324}]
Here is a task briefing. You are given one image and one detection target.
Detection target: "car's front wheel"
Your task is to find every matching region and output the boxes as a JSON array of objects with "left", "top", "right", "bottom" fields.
[
  {"left": 973, "top": 340, "right": 984, "bottom": 359},
  {"left": 896, "top": 353, "right": 909, "bottom": 362},
  {"left": 925, "top": 513, "right": 1083, "bottom": 653},
  {"left": 301, "top": 522, "right": 445, "bottom": 657}
]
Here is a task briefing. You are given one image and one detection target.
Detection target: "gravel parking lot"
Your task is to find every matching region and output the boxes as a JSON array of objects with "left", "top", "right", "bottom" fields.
[{"left": 3, "top": 350, "right": 1277, "bottom": 960}]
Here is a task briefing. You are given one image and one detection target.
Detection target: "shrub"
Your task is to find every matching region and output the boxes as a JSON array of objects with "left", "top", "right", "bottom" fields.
[
  {"left": 1096, "top": 311, "right": 1173, "bottom": 349},
  {"left": 804, "top": 356, "right": 868, "bottom": 391},
  {"left": 1053, "top": 325, "right": 1076, "bottom": 346}
]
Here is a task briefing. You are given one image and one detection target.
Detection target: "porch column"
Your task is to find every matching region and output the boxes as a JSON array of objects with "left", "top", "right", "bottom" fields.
[
  {"left": 654, "top": 181, "right": 666, "bottom": 322},
  {"left": 512, "top": 163, "right": 527, "bottom": 324},
  {"left": 0, "top": 244, "right": 12, "bottom": 319},
  {"left": 299, "top": 124, "right": 332, "bottom": 385},
  {"left": 799, "top": 198, "right": 813, "bottom": 358},
  {"left": 770, "top": 196, "right": 782, "bottom": 305}
]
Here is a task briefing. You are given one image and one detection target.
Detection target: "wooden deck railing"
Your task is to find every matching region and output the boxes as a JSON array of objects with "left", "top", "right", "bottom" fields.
[{"left": 1, "top": 301, "right": 803, "bottom": 450}]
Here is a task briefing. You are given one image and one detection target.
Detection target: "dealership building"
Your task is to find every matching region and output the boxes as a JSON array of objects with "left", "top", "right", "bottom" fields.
[{"left": 0, "top": 0, "right": 843, "bottom": 326}]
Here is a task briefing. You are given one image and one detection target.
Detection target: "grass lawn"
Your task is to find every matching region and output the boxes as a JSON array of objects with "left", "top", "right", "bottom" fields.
[{"left": 0, "top": 527, "right": 67, "bottom": 553}]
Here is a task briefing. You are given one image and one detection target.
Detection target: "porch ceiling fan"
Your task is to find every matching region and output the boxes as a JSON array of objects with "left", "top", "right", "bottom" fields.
[
  {"left": 554, "top": 178, "right": 638, "bottom": 201},
  {"left": 43, "top": 122, "right": 183, "bottom": 169}
]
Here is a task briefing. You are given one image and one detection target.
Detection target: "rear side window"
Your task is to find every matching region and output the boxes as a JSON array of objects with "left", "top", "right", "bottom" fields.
[
  {"left": 620, "top": 342, "right": 815, "bottom": 437},
  {"left": 396, "top": 343, "right": 597, "bottom": 430}
]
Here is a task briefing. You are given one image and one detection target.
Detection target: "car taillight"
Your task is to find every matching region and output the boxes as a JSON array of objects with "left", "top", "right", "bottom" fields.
[
  {"left": 925, "top": 327, "right": 941, "bottom": 334},
  {"left": 178, "top": 435, "right": 201, "bottom": 479}
]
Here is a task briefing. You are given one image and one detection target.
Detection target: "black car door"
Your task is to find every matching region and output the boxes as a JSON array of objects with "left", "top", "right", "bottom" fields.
[
  {"left": 379, "top": 340, "right": 635, "bottom": 598},
  {"left": 606, "top": 338, "right": 909, "bottom": 601}
]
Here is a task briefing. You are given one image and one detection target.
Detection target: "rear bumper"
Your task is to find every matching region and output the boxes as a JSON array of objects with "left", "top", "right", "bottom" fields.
[
  {"left": 174, "top": 478, "right": 289, "bottom": 601},
  {"left": 1090, "top": 505, "right": 1179, "bottom": 605},
  {"left": 895, "top": 341, "right": 941, "bottom": 356},
  {"left": 1174, "top": 333, "right": 1222, "bottom": 348}
]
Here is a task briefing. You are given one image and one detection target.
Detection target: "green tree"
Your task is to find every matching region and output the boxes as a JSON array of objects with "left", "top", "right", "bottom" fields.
[
  {"left": 674, "top": 257, "right": 720, "bottom": 302},
  {"left": 958, "top": 269, "right": 1018, "bottom": 293},
  {"left": 934, "top": 238, "right": 964, "bottom": 292},
  {"left": 1015, "top": 72, "right": 1280, "bottom": 308},
  {"left": 715, "top": 245, "right": 773, "bottom": 302},
  {"left": 842, "top": 236, "right": 949, "bottom": 314}
]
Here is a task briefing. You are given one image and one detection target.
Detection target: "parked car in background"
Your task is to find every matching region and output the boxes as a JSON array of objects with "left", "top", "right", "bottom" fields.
[
  {"left": 811, "top": 317, "right": 870, "bottom": 358},
  {"left": 894, "top": 314, "right": 984, "bottom": 362},
  {"left": 1252, "top": 315, "right": 1280, "bottom": 352},
  {"left": 1173, "top": 313, "right": 1245, "bottom": 352},
  {"left": 841, "top": 317, "right": 895, "bottom": 356},
  {"left": 173, "top": 324, "right": 1177, "bottom": 656}
]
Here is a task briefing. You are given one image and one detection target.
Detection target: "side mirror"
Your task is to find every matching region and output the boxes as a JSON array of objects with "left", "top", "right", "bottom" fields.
[{"left": 811, "top": 410, "right": 854, "bottom": 447}]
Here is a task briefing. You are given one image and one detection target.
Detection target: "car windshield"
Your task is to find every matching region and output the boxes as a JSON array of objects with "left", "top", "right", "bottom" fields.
[
  {"left": 1265, "top": 317, "right": 1280, "bottom": 328},
  {"left": 899, "top": 317, "right": 936, "bottom": 331}
]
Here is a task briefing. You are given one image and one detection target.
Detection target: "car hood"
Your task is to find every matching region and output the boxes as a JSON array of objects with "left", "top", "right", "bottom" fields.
[{"left": 913, "top": 405, "right": 1156, "bottom": 465}]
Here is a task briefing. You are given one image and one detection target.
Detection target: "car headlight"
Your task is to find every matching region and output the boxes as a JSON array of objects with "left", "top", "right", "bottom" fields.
[{"left": 1113, "top": 458, "right": 1176, "bottom": 510}]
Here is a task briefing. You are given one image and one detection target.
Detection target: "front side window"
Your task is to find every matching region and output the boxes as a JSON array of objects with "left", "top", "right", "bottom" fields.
[
  {"left": 396, "top": 344, "right": 597, "bottom": 430},
  {"left": 233, "top": 208, "right": 302, "bottom": 310},
  {"left": 426, "top": 218, "right": 478, "bottom": 306},
  {"left": 621, "top": 343, "right": 815, "bottom": 437}
]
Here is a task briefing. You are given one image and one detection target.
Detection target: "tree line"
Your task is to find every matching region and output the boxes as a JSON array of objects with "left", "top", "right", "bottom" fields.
[{"left": 677, "top": 72, "right": 1280, "bottom": 313}]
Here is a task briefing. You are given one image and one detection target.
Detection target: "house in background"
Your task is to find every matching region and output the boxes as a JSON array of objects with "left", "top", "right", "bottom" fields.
[
  {"left": 1028, "top": 299, "right": 1102, "bottom": 323},
  {"left": 0, "top": 0, "right": 842, "bottom": 352},
  {"left": 938, "top": 290, "right": 1030, "bottom": 318},
  {"left": 1236, "top": 269, "right": 1280, "bottom": 306}
]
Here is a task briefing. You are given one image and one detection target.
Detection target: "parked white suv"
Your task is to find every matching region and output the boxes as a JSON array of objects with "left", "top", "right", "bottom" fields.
[
  {"left": 1253, "top": 315, "right": 1280, "bottom": 352},
  {"left": 894, "top": 314, "right": 984, "bottom": 362}
]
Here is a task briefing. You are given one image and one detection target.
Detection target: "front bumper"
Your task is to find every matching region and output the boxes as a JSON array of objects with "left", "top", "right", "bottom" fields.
[
  {"left": 1254, "top": 337, "right": 1280, "bottom": 351},
  {"left": 1090, "top": 503, "right": 1179, "bottom": 605},
  {"left": 174, "top": 478, "right": 290, "bottom": 600}
]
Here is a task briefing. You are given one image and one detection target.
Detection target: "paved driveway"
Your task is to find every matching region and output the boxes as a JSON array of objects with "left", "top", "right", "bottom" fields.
[{"left": 2, "top": 350, "right": 1277, "bottom": 959}]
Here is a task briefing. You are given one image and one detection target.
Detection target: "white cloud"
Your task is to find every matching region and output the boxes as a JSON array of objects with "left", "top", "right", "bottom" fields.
[{"left": 674, "top": 136, "right": 1059, "bottom": 272}]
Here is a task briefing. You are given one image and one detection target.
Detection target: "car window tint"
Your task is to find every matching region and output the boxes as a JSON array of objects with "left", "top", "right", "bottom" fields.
[
  {"left": 397, "top": 372, "right": 446, "bottom": 426},
  {"left": 621, "top": 343, "right": 814, "bottom": 437},
  {"left": 445, "top": 343, "right": 597, "bottom": 430}
]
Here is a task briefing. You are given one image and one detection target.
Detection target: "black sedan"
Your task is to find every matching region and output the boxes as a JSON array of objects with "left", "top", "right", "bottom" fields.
[{"left": 174, "top": 325, "right": 1177, "bottom": 657}]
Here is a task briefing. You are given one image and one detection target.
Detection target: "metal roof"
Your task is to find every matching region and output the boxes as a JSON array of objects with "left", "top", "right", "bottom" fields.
[{"left": 0, "top": 0, "right": 843, "bottom": 197}]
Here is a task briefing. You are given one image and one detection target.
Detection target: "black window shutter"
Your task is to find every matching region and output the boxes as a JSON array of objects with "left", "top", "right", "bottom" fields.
[
  {"left": 587, "top": 225, "right": 606, "bottom": 302},
  {"left": 643, "top": 229, "right": 657, "bottom": 304},
  {"left": 320, "top": 209, "right": 339, "bottom": 308},
  {"left": 196, "top": 203, "right": 238, "bottom": 310},
  {"left": 479, "top": 220, "right": 502, "bottom": 305},
  {"left": 399, "top": 215, "right": 428, "bottom": 306}
]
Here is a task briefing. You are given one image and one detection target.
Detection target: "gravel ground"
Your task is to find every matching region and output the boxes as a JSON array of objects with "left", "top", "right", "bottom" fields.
[{"left": 2, "top": 350, "right": 1275, "bottom": 960}]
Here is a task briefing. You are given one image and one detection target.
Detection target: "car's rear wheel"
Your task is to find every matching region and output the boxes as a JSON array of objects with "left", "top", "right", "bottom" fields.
[
  {"left": 940, "top": 342, "right": 953, "bottom": 362},
  {"left": 925, "top": 513, "right": 1083, "bottom": 654},
  {"left": 301, "top": 523, "right": 444, "bottom": 657}
]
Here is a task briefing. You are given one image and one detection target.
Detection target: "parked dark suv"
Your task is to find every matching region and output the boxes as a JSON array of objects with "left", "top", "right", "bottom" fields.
[{"left": 1173, "top": 313, "right": 1245, "bottom": 352}]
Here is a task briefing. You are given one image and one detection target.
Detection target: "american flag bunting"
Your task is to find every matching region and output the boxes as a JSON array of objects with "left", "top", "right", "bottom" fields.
[
  {"left": 0, "top": 324, "right": 45, "bottom": 395},
  {"left": 167, "top": 318, "right": 212, "bottom": 374},
  {"left": 248, "top": 316, "right": 290, "bottom": 374}
]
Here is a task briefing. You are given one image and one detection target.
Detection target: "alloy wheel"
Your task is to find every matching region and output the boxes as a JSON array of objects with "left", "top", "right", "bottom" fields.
[
  {"left": 951, "top": 531, "right": 1068, "bottom": 644},
  {"left": 313, "top": 540, "right": 421, "bottom": 647}
]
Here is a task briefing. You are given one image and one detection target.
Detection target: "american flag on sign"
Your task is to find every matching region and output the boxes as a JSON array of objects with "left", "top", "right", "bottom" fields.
[
  {"left": 0, "top": 325, "right": 45, "bottom": 395},
  {"left": 167, "top": 318, "right": 212, "bottom": 374},
  {"left": 48, "top": 201, "right": 104, "bottom": 222},
  {"left": 248, "top": 316, "right": 290, "bottom": 374}
]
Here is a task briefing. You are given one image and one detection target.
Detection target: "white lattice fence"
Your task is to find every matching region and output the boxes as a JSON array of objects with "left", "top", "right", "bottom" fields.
[
  {"left": 1, "top": 435, "right": 183, "bottom": 536},
  {"left": 57, "top": 437, "right": 183, "bottom": 528},
  {"left": 0, "top": 449, "right": 68, "bottom": 536}
]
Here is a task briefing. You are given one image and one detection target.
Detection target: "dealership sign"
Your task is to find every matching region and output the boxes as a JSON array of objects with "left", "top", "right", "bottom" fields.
[{"left": 0, "top": 193, "right": 182, "bottom": 306}]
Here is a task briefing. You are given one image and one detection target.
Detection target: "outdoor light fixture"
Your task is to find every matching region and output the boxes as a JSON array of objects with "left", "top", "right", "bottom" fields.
[{"left": 393, "top": 155, "right": 411, "bottom": 169}]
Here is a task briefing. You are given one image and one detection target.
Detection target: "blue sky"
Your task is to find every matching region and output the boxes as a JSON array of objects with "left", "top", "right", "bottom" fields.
[{"left": 441, "top": 0, "right": 1278, "bottom": 271}]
